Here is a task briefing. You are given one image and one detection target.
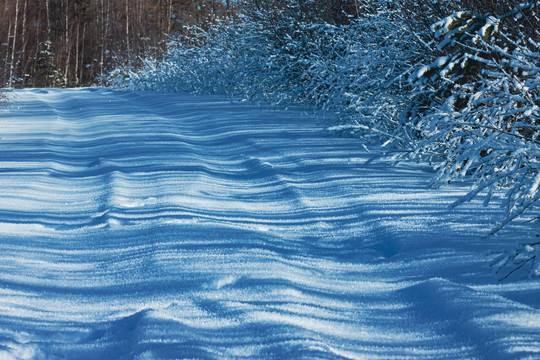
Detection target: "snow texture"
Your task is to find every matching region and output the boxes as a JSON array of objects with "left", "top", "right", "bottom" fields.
[{"left": 0, "top": 88, "right": 538, "bottom": 359}]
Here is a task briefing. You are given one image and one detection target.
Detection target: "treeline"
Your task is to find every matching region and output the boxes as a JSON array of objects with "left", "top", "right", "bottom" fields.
[{"left": 0, "top": 0, "right": 232, "bottom": 87}]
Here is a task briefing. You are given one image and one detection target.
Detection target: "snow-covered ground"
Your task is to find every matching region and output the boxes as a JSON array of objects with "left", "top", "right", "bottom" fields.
[{"left": 0, "top": 88, "right": 538, "bottom": 359}]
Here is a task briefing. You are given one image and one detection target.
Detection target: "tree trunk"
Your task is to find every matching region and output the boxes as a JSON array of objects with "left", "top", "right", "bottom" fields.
[
  {"left": 45, "top": 0, "right": 51, "bottom": 38},
  {"left": 75, "top": 25, "right": 79, "bottom": 85},
  {"left": 64, "top": 0, "right": 70, "bottom": 86},
  {"left": 80, "top": 24, "right": 86, "bottom": 83},
  {"left": 9, "top": 0, "right": 20, "bottom": 87},
  {"left": 19, "top": 0, "right": 28, "bottom": 82},
  {"left": 125, "top": 0, "right": 130, "bottom": 58},
  {"left": 4, "top": 22, "right": 12, "bottom": 83},
  {"left": 168, "top": 0, "right": 173, "bottom": 34}
]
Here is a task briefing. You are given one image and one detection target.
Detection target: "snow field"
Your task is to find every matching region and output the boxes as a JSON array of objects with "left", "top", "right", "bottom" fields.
[{"left": 0, "top": 88, "right": 538, "bottom": 359}]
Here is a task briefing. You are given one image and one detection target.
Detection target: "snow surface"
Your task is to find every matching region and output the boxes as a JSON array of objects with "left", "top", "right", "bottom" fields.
[{"left": 0, "top": 88, "right": 539, "bottom": 359}]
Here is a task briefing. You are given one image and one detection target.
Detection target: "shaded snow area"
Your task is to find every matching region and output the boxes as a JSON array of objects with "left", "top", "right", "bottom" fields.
[{"left": 0, "top": 88, "right": 539, "bottom": 360}]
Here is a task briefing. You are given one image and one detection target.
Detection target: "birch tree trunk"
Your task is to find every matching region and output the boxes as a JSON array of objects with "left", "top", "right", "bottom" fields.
[
  {"left": 75, "top": 25, "right": 79, "bottom": 85},
  {"left": 80, "top": 24, "right": 85, "bottom": 83},
  {"left": 125, "top": 0, "right": 130, "bottom": 58},
  {"left": 45, "top": 0, "right": 51, "bottom": 38},
  {"left": 19, "top": 0, "right": 28, "bottom": 81},
  {"left": 4, "top": 22, "right": 12, "bottom": 83},
  {"left": 64, "top": 0, "right": 70, "bottom": 86},
  {"left": 9, "top": 0, "right": 20, "bottom": 87},
  {"left": 168, "top": 0, "right": 173, "bottom": 34}
]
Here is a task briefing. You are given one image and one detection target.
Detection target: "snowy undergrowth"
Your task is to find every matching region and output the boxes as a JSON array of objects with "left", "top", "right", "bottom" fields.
[
  {"left": 111, "top": 1, "right": 421, "bottom": 144},
  {"left": 409, "top": 1, "right": 540, "bottom": 277},
  {"left": 112, "top": 0, "right": 540, "bottom": 277}
]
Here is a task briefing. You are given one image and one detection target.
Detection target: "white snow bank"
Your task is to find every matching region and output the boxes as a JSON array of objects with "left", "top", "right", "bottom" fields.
[{"left": 0, "top": 88, "right": 537, "bottom": 359}]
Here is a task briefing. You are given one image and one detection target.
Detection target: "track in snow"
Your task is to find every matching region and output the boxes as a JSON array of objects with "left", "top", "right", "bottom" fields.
[{"left": 0, "top": 88, "right": 539, "bottom": 359}]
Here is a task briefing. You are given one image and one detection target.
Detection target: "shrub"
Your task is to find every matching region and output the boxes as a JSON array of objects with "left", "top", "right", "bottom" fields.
[
  {"left": 113, "top": 0, "right": 540, "bottom": 276},
  {"left": 408, "top": 1, "right": 540, "bottom": 277}
]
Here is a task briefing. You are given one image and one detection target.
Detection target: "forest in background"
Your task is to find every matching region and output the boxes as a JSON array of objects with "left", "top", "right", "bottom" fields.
[
  {"left": 0, "top": 0, "right": 233, "bottom": 87},
  {"left": 1, "top": 0, "right": 525, "bottom": 88},
  {"left": 1, "top": 1, "right": 536, "bottom": 88}
]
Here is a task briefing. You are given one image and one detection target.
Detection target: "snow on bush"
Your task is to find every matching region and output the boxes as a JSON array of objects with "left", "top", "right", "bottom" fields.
[
  {"left": 111, "top": 1, "right": 427, "bottom": 144},
  {"left": 112, "top": 0, "right": 540, "bottom": 276},
  {"left": 409, "top": 1, "right": 540, "bottom": 277}
]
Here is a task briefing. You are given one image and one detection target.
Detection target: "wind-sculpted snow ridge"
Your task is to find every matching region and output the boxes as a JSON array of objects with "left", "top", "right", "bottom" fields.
[{"left": 0, "top": 88, "right": 538, "bottom": 360}]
